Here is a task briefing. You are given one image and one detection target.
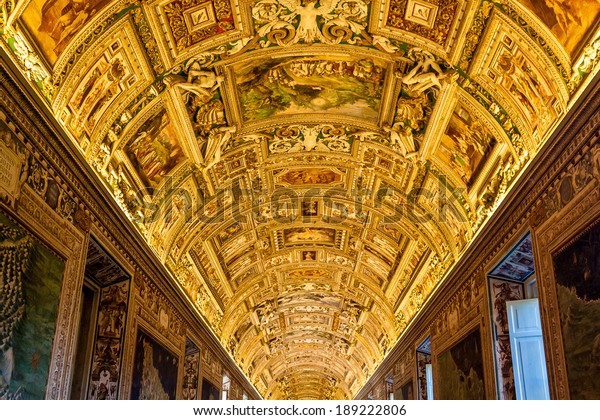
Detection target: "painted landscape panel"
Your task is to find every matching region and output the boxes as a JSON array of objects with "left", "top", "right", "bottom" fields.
[
  {"left": 552, "top": 221, "right": 600, "bottom": 399},
  {"left": 437, "top": 329, "right": 485, "bottom": 399},
  {"left": 0, "top": 211, "right": 65, "bottom": 399},
  {"left": 235, "top": 56, "right": 386, "bottom": 122}
]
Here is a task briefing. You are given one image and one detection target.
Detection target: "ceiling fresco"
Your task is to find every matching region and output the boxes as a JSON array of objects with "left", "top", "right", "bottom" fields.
[{"left": 2, "top": 0, "right": 600, "bottom": 399}]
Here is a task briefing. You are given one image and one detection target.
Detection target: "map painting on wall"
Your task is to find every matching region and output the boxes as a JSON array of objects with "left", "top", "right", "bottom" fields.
[
  {"left": 0, "top": 211, "right": 65, "bottom": 399},
  {"left": 235, "top": 56, "right": 387, "bottom": 122},
  {"left": 437, "top": 328, "right": 485, "bottom": 399},
  {"left": 552, "top": 221, "right": 600, "bottom": 399},
  {"left": 130, "top": 329, "right": 179, "bottom": 400},
  {"left": 401, "top": 380, "right": 414, "bottom": 400},
  {"left": 201, "top": 378, "right": 220, "bottom": 400}
]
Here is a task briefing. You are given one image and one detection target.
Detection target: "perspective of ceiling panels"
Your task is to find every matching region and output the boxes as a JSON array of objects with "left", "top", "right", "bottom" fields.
[{"left": 2, "top": 0, "right": 599, "bottom": 399}]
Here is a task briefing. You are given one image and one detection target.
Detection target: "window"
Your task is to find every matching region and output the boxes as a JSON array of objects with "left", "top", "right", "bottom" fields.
[
  {"left": 385, "top": 374, "right": 394, "bottom": 400},
  {"left": 222, "top": 373, "right": 231, "bottom": 400},
  {"left": 488, "top": 232, "right": 549, "bottom": 400}
]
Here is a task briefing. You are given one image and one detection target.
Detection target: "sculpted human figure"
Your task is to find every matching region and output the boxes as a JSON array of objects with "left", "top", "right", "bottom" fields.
[
  {"left": 164, "top": 61, "right": 224, "bottom": 103},
  {"left": 201, "top": 126, "right": 237, "bottom": 176},
  {"left": 400, "top": 50, "right": 447, "bottom": 94}
]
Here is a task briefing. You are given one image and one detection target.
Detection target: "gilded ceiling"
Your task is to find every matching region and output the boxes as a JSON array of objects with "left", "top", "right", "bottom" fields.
[{"left": 1, "top": 0, "right": 600, "bottom": 399}]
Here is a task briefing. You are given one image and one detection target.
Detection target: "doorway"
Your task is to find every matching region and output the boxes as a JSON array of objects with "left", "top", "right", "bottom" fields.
[
  {"left": 487, "top": 232, "right": 549, "bottom": 400},
  {"left": 416, "top": 337, "right": 432, "bottom": 400}
]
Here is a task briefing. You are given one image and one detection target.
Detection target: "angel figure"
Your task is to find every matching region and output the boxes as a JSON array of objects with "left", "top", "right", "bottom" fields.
[
  {"left": 371, "top": 35, "right": 399, "bottom": 53},
  {"left": 287, "top": 0, "right": 335, "bottom": 43}
]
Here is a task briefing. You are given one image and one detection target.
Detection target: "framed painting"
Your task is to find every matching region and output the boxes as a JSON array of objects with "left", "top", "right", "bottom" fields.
[
  {"left": 125, "top": 108, "right": 185, "bottom": 190},
  {"left": 130, "top": 329, "right": 179, "bottom": 400},
  {"left": 20, "top": 0, "right": 114, "bottom": 66},
  {"left": 234, "top": 56, "right": 387, "bottom": 123},
  {"left": 278, "top": 168, "right": 342, "bottom": 186},
  {"left": 435, "top": 103, "right": 496, "bottom": 188},
  {"left": 283, "top": 227, "right": 336, "bottom": 245},
  {"left": 401, "top": 380, "right": 414, "bottom": 400},
  {"left": 437, "top": 328, "right": 485, "bottom": 399},
  {"left": 201, "top": 378, "right": 220, "bottom": 400},
  {"left": 519, "top": 0, "right": 600, "bottom": 58},
  {"left": 0, "top": 210, "right": 66, "bottom": 399},
  {"left": 551, "top": 220, "right": 600, "bottom": 399}
]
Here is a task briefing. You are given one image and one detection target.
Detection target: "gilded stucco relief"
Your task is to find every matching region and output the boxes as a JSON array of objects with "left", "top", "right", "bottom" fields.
[{"left": 1, "top": 0, "right": 599, "bottom": 400}]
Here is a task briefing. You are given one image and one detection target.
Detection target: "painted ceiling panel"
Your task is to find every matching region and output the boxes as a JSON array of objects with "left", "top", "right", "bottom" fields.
[{"left": 3, "top": 0, "right": 600, "bottom": 399}]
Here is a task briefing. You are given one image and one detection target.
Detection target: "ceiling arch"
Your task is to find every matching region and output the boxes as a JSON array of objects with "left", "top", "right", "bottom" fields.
[{"left": 3, "top": 0, "right": 600, "bottom": 399}]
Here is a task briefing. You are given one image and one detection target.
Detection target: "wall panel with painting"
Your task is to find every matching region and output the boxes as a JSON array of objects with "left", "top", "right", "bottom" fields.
[
  {"left": 0, "top": 209, "right": 66, "bottom": 399},
  {"left": 534, "top": 173, "right": 600, "bottom": 399},
  {"left": 0, "top": 112, "right": 86, "bottom": 400},
  {"left": 391, "top": 350, "right": 415, "bottom": 400},
  {"left": 435, "top": 327, "right": 486, "bottom": 400},
  {"left": 201, "top": 378, "right": 221, "bottom": 400},
  {"left": 130, "top": 328, "right": 180, "bottom": 400}
]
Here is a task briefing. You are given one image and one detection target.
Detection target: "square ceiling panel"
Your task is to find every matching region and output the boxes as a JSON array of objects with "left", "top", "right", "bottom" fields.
[
  {"left": 369, "top": 0, "right": 473, "bottom": 59},
  {"left": 404, "top": 0, "right": 439, "bottom": 28},
  {"left": 144, "top": 0, "right": 244, "bottom": 67}
]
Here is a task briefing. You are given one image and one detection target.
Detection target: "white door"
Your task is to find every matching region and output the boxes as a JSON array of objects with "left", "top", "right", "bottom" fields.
[
  {"left": 425, "top": 364, "right": 434, "bottom": 400},
  {"left": 506, "top": 298, "right": 550, "bottom": 400}
]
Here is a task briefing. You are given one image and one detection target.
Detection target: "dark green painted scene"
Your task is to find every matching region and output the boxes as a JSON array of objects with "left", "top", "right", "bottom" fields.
[{"left": 0, "top": 210, "right": 65, "bottom": 399}]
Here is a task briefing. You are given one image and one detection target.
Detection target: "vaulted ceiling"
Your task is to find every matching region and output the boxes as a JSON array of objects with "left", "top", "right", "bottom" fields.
[{"left": 2, "top": 0, "right": 599, "bottom": 399}]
